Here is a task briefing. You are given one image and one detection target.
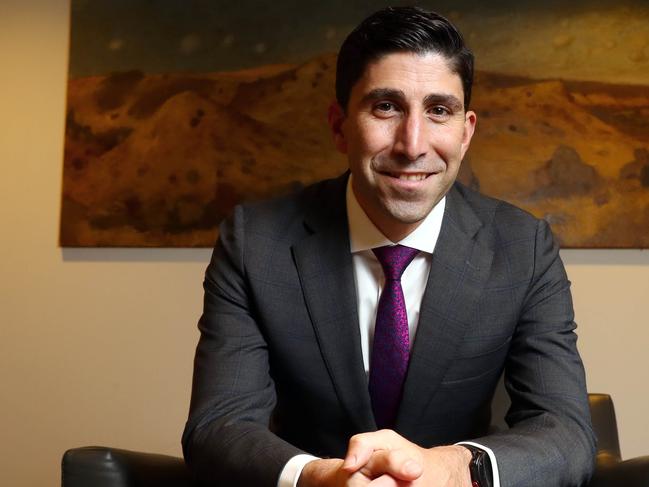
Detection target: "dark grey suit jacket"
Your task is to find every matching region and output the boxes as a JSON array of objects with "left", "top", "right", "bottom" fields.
[{"left": 182, "top": 173, "right": 596, "bottom": 486}]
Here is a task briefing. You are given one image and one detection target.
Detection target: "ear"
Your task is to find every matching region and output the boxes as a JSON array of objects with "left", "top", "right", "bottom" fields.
[
  {"left": 328, "top": 101, "right": 348, "bottom": 154},
  {"left": 460, "top": 110, "right": 477, "bottom": 159}
]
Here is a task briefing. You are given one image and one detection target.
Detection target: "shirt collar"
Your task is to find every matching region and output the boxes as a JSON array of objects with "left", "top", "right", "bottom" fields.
[{"left": 346, "top": 176, "right": 445, "bottom": 254}]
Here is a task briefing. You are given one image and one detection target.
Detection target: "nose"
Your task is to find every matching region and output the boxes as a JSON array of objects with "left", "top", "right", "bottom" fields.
[{"left": 394, "top": 112, "right": 428, "bottom": 161}]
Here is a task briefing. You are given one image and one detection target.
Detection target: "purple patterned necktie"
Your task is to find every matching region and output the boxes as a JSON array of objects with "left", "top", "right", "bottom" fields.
[{"left": 369, "top": 244, "right": 420, "bottom": 429}]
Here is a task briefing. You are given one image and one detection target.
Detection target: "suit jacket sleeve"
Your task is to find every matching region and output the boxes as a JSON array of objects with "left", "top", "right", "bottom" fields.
[
  {"left": 181, "top": 205, "right": 305, "bottom": 486},
  {"left": 473, "top": 218, "right": 596, "bottom": 486}
]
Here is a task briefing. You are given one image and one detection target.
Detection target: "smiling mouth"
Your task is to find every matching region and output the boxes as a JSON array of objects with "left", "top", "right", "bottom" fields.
[{"left": 380, "top": 171, "right": 432, "bottom": 181}]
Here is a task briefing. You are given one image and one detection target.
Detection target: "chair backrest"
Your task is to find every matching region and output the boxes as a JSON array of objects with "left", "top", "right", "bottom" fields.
[
  {"left": 62, "top": 446, "right": 191, "bottom": 487},
  {"left": 588, "top": 393, "right": 622, "bottom": 467}
]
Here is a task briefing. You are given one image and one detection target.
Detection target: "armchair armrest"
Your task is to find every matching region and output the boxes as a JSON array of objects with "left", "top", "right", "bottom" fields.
[
  {"left": 589, "top": 456, "right": 649, "bottom": 487},
  {"left": 62, "top": 446, "right": 191, "bottom": 487}
]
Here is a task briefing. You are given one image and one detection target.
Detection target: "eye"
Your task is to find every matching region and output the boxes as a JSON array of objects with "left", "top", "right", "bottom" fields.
[
  {"left": 376, "top": 102, "right": 394, "bottom": 111},
  {"left": 428, "top": 105, "right": 451, "bottom": 118},
  {"left": 373, "top": 101, "right": 399, "bottom": 117}
]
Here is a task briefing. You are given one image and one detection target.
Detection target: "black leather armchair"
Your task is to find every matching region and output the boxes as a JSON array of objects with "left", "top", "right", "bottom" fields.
[
  {"left": 61, "top": 393, "right": 649, "bottom": 486},
  {"left": 587, "top": 394, "right": 649, "bottom": 487}
]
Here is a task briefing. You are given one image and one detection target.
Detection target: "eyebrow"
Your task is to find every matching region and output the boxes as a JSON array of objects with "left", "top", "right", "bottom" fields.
[
  {"left": 361, "top": 88, "right": 464, "bottom": 111},
  {"left": 361, "top": 88, "right": 406, "bottom": 104},
  {"left": 423, "top": 93, "right": 464, "bottom": 112}
]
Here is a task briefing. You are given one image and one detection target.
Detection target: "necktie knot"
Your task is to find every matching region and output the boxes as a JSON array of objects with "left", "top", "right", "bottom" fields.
[{"left": 372, "top": 245, "right": 420, "bottom": 281}]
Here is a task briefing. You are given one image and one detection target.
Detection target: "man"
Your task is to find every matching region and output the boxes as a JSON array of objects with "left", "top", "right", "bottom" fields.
[{"left": 182, "top": 7, "right": 596, "bottom": 487}]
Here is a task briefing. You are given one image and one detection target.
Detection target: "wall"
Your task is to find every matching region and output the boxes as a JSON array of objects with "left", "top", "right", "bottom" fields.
[
  {"left": 0, "top": 1, "right": 647, "bottom": 486},
  {"left": 0, "top": 2, "right": 204, "bottom": 485}
]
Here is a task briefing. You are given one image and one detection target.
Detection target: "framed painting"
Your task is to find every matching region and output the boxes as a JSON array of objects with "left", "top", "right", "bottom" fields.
[{"left": 60, "top": 0, "right": 649, "bottom": 247}]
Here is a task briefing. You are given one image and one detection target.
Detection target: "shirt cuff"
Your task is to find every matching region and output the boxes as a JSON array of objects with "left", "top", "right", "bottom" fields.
[
  {"left": 456, "top": 441, "right": 501, "bottom": 487},
  {"left": 277, "top": 454, "right": 320, "bottom": 487}
]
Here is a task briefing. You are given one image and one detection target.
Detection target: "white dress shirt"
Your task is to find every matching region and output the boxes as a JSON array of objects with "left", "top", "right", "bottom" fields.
[{"left": 277, "top": 178, "right": 500, "bottom": 487}]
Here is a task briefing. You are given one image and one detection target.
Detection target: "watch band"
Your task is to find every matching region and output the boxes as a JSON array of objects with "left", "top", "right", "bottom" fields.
[{"left": 462, "top": 444, "right": 493, "bottom": 487}]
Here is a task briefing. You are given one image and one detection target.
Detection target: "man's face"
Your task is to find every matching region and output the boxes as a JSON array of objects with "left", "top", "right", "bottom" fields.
[{"left": 330, "top": 51, "right": 476, "bottom": 241}]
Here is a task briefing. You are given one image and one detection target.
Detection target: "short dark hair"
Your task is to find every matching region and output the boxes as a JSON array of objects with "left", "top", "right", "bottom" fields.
[{"left": 335, "top": 6, "right": 474, "bottom": 111}]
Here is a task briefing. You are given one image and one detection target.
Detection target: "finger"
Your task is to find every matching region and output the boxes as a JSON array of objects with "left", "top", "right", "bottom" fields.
[
  {"left": 368, "top": 473, "right": 407, "bottom": 487},
  {"left": 345, "top": 470, "right": 373, "bottom": 487},
  {"left": 360, "top": 448, "right": 423, "bottom": 481},
  {"left": 343, "top": 436, "right": 374, "bottom": 471},
  {"left": 343, "top": 430, "right": 400, "bottom": 471}
]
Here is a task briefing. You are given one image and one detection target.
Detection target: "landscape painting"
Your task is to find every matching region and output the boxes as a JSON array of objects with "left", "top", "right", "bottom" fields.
[{"left": 61, "top": 0, "right": 649, "bottom": 247}]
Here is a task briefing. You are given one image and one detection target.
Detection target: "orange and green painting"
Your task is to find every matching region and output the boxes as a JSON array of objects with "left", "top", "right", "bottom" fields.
[{"left": 61, "top": 0, "right": 649, "bottom": 247}]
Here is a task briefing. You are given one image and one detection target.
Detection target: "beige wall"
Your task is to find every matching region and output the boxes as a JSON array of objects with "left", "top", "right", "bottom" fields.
[{"left": 0, "top": 1, "right": 647, "bottom": 486}]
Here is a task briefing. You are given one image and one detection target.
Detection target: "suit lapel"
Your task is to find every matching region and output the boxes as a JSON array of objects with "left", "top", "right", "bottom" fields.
[
  {"left": 292, "top": 175, "right": 376, "bottom": 433},
  {"left": 396, "top": 184, "right": 494, "bottom": 436}
]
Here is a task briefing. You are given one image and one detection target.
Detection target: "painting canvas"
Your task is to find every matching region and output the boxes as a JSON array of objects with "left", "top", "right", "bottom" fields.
[{"left": 60, "top": 0, "right": 649, "bottom": 247}]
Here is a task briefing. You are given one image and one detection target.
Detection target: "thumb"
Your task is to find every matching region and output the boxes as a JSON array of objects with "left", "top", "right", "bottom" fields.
[{"left": 361, "top": 449, "right": 423, "bottom": 481}]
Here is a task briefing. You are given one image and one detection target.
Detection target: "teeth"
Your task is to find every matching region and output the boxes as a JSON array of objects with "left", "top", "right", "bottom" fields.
[{"left": 397, "top": 173, "right": 427, "bottom": 181}]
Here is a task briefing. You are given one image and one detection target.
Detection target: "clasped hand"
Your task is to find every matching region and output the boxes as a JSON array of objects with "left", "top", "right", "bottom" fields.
[{"left": 298, "top": 429, "right": 472, "bottom": 487}]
